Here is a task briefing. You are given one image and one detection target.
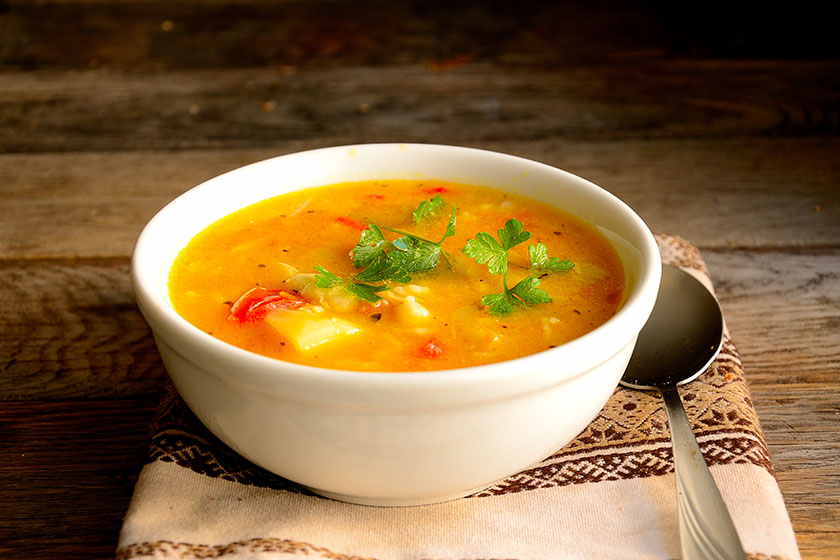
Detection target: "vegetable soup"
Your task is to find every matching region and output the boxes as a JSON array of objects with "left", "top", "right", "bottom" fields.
[{"left": 168, "top": 180, "right": 625, "bottom": 371}]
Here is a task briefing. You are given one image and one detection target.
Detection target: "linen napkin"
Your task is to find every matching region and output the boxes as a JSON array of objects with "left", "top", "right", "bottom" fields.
[{"left": 117, "top": 234, "right": 801, "bottom": 560}]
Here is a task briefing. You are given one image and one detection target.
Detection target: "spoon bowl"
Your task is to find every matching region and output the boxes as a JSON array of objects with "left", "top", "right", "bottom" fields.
[
  {"left": 621, "top": 263, "right": 724, "bottom": 389},
  {"left": 620, "top": 264, "right": 746, "bottom": 560}
]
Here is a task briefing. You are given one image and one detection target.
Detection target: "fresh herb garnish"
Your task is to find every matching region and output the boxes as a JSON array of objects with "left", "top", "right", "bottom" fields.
[
  {"left": 387, "top": 235, "right": 444, "bottom": 273},
  {"left": 479, "top": 276, "right": 551, "bottom": 316},
  {"left": 313, "top": 265, "right": 389, "bottom": 303},
  {"left": 412, "top": 193, "right": 445, "bottom": 222},
  {"left": 315, "top": 198, "right": 456, "bottom": 302},
  {"left": 528, "top": 242, "right": 575, "bottom": 272},
  {"left": 462, "top": 218, "right": 530, "bottom": 275},
  {"left": 462, "top": 219, "right": 573, "bottom": 316},
  {"left": 350, "top": 225, "right": 388, "bottom": 269}
]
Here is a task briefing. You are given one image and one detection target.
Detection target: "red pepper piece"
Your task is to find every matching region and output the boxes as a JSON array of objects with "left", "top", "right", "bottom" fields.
[
  {"left": 420, "top": 337, "right": 444, "bottom": 358},
  {"left": 228, "top": 287, "right": 305, "bottom": 323},
  {"left": 422, "top": 186, "right": 449, "bottom": 194},
  {"left": 334, "top": 216, "right": 368, "bottom": 231}
]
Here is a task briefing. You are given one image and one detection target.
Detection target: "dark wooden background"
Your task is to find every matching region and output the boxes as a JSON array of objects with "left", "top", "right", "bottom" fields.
[{"left": 1, "top": 1, "right": 838, "bottom": 558}]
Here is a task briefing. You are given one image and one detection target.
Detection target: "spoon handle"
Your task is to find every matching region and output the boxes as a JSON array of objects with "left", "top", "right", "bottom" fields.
[{"left": 660, "top": 386, "right": 747, "bottom": 560}]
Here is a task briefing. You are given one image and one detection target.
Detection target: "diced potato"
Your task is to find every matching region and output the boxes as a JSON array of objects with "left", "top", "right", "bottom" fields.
[
  {"left": 266, "top": 307, "right": 360, "bottom": 351},
  {"left": 381, "top": 283, "right": 431, "bottom": 303},
  {"left": 322, "top": 288, "right": 357, "bottom": 312},
  {"left": 395, "top": 295, "right": 432, "bottom": 323},
  {"left": 541, "top": 316, "right": 562, "bottom": 336}
]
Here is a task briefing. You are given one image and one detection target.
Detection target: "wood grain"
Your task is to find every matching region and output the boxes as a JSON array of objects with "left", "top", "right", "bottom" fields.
[
  {"left": 0, "top": 398, "right": 158, "bottom": 559},
  {"left": 1, "top": 137, "right": 838, "bottom": 259},
  {"left": 1, "top": 61, "right": 838, "bottom": 153},
  {"left": 1, "top": 0, "right": 835, "bottom": 72},
  {"left": 0, "top": 258, "right": 166, "bottom": 400}
]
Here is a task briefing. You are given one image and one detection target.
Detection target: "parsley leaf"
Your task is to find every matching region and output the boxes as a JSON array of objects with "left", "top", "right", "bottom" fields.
[
  {"left": 462, "top": 218, "right": 530, "bottom": 275},
  {"left": 345, "top": 281, "right": 390, "bottom": 303},
  {"left": 389, "top": 235, "right": 441, "bottom": 273},
  {"left": 480, "top": 276, "right": 550, "bottom": 316},
  {"left": 412, "top": 193, "right": 445, "bottom": 222},
  {"left": 350, "top": 225, "right": 387, "bottom": 269},
  {"left": 439, "top": 206, "right": 457, "bottom": 244},
  {"left": 354, "top": 259, "right": 412, "bottom": 284},
  {"left": 480, "top": 292, "right": 514, "bottom": 316},
  {"left": 497, "top": 218, "right": 531, "bottom": 250},
  {"left": 380, "top": 204, "right": 456, "bottom": 273},
  {"left": 315, "top": 196, "right": 456, "bottom": 303},
  {"left": 462, "top": 232, "right": 508, "bottom": 274},
  {"left": 463, "top": 219, "right": 573, "bottom": 316},
  {"left": 509, "top": 275, "right": 551, "bottom": 304},
  {"left": 529, "top": 242, "right": 575, "bottom": 272},
  {"left": 314, "top": 265, "right": 389, "bottom": 303},
  {"left": 313, "top": 265, "right": 343, "bottom": 289}
]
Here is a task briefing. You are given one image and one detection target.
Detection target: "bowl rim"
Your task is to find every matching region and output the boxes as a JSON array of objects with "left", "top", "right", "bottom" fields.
[{"left": 131, "top": 143, "right": 661, "bottom": 402}]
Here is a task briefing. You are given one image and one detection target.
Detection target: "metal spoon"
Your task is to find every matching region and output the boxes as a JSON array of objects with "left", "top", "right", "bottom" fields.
[{"left": 621, "top": 264, "right": 746, "bottom": 560}]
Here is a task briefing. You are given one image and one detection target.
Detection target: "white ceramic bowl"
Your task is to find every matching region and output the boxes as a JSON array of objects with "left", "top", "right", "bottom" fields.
[{"left": 131, "top": 143, "right": 661, "bottom": 506}]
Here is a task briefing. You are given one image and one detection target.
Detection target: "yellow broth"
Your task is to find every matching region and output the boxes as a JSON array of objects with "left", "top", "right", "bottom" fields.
[{"left": 168, "top": 180, "right": 625, "bottom": 371}]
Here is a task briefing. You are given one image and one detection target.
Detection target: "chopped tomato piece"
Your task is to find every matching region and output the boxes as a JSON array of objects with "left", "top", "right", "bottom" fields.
[
  {"left": 228, "top": 287, "right": 305, "bottom": 323},
  {"left": 334, "top": 216, "right": 368, "bottom": 231},
  {"left": 419, "top": 337, "right": 444, "bottom": 358},
  {"left": 367, "top": 193, "right": 385, "bottom": 200},
  {"left": 422, "top": 186, "right": 449, "bottom": 194}
]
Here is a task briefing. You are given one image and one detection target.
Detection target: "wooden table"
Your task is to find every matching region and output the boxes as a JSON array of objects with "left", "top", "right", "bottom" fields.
[{"left": 1, "top": 2, "right": 837, "bottom": 558}]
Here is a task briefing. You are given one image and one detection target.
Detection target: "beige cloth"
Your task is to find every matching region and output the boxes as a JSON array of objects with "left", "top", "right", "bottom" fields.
[{"left": 117, "top": 234, "right": 801, "bottom": 560}]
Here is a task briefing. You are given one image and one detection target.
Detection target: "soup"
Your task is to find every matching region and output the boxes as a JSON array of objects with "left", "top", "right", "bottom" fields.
[{"left": 168, "top": 180, "right": 625, "bottom": 371}]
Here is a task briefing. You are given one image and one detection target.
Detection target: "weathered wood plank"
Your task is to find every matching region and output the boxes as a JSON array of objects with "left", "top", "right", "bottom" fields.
[
  {"left": 2, "top": 137, "right": 837, "bottom": 258},
  {"left": 0, "top": 259, "right": 167, "bottom": 400},
  {"left": 705, "top": 250, "right": 840, "bottom": 382},
  {"left": 0, "top": 149, "right": 264, "bottom": 258},
  {"left": 0, "top": 398, "right": 158, "bottom": 559},
  {"left": 777, "top": 465, "right": 840, "bottom": 559},
  {"left": 1, "top": 61, "right": 838, "bottom": 153},
  {"left": 1, "top": 0, "right": 834, "bottom": 72}
]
